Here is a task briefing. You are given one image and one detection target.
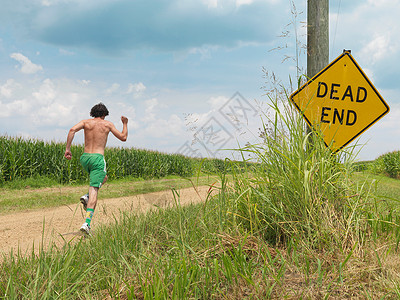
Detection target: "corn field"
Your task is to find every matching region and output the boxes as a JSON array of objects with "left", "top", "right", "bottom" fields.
[{"left": 0, "top": 136, "right": 229, "bottom": 184}]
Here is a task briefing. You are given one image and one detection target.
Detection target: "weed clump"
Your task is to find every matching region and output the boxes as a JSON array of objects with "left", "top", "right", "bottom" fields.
[{"left": 221, "top": 95, "right": 372, "bottom": 255}]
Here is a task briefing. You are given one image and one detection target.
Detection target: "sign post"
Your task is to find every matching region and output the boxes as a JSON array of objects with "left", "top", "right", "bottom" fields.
[{"left": 290, "top": 50, "right": 390, "bottom": 153}]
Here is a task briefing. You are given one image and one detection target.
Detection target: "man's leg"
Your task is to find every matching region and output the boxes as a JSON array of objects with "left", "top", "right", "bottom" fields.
[
  {"left": 87, "top": 186, "right": 99, "bottom": 209},
  {"left": 81, "top": 175, "right": 108, "bottom": 233},
  {"left": 79, "top": 154, "right": 107, "bottom": 234},
  {"left": 80, "top": 186, "right": 99, "bottom": 235},
  {"left": 86, "top": 175, "right": 107, "bottom": 212},
  {"left": 80, "top": 175, "right": 108, "bottom": 211},
  {"left": 85, "top": 186, "right": 99, "bottom": 225}
]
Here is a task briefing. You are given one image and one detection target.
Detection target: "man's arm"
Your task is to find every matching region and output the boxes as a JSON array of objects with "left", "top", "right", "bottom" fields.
[
  {"left": 64, "top": 121, "right": 85, "bottom": 160},
  {"left": 109, "top": 116, "right": 128, "bottom": 142}
]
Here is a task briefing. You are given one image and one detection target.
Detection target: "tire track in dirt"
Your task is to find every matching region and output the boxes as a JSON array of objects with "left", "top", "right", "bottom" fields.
[{"left": 0, "top": 185, "right": 211, "bottom": 256}]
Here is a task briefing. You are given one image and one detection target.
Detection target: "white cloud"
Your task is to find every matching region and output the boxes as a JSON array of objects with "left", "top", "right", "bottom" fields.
[
  {"left": 0, "top": 99, "right": 32, "bottom": 118},
  {"left": 236, "top": 0, "right": 254, "bottom": 7},
  {"left": 143, "top": 98, "right": 158, "bottom": 122},
  {"left": 32, "top": 79, "right": 56, "bottom": 105},
  {"left": 35, "top": 102, "right": 72, "bottom": 126},
  {"left": 362, "top": 68, "right": 375, "bottom": 83},
  {"left": 105, "top": 83, "right": 120, "bottom": 94},
  {"left": 0, "top": 77, "right": 98, "bottom": 130},
  {"left": 143, "top": 114, "right": 185, "bottom": 138},
  {"left": 59, "top": 48, "right": 75, "bottom": 56},
  {"left": 41, "top": 0, "right": 55, "bottom": 6},
  {"left": 208, "top": 95, "right": 229, "bottom": 109},
  {"left": 376, "top": 102, "right": 400, "bottom": 130},
  {"left": 185, "top": 46, "right": 215, "bottom": 60},
  {"left": 0, "top": 79, "right": 20, "bottom": 99},
  {"left": 10, "top": 53, "right": 43, "bottom": 74},
  {"left": 359, "top": 34, "right": 396, "bottom": 64},
  {"left": 184, "top": 111, "right": 213, "bottom": 130},
  {"left": 127, "top": 82, "right": 146, "bottom": 94},
  {"left": 334, "top": 2, "right": 400, "bottom": 66},
  {"left": 41, "top": 0, "right": 81, "bottom": 7},
  {"left": 145, "top": 98, "right": 158, "bottom": 111},
  {"left": 0, "top": 75, "right": 138, "bottom": 135},
  {"left": 202, "top": 0, "right": 218, "bottom": 8},
  {"left": 30, "top": 81, "right": 95, "bottom": 127}
]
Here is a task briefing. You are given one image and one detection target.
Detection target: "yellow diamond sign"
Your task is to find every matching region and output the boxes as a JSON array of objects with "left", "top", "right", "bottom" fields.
[{"left": 290, "top": 51, "right": 390, "bottom": 153}]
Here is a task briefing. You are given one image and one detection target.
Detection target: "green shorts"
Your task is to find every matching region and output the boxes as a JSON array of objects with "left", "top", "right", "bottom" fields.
[{"left": 80, "top": 153, "right": 107, "bottom": 188}]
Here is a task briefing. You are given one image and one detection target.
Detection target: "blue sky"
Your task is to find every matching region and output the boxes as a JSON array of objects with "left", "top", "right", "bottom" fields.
[{"left": 0, "top": 0, "right": 399, "bottom": 160}]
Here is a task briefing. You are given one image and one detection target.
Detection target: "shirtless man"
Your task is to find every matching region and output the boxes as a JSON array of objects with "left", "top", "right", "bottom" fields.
[{"left": 64, "top": 103, "right": 128, "bottom": 235}]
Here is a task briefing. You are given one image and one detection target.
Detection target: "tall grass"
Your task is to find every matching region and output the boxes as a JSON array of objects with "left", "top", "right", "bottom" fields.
[
  {"left": 0, "top": 136, "right": 231, "bottom": 185},
  {"left": 222, "top": 94, "right": 396, "bottom": 254}
]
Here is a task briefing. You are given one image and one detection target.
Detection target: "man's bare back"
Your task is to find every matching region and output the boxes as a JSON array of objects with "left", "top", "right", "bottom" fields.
[
  {"left": 82, "top": 118, "right": 110, "bottom": 154},
  {"left": 65, "top": 116, "right": 128, "bottom": 159}
]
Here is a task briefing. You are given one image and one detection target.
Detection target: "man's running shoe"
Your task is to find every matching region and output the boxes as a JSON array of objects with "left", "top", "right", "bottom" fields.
[
  {"left": 80, "top": 222, "right": 91, "bottom": 235},
  {"left": 80, "top": 193, "right": 89, "bottom": 211}
]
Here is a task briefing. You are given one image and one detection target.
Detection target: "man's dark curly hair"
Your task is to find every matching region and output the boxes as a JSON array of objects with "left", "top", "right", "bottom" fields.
[{"left": 90, "top": 102, "right": 109, "bottom": 118}]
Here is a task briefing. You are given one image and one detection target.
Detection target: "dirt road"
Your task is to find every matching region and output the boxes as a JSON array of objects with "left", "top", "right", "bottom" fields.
[{"left": 0, "top": 185, "right": 211, "bottom": 256}]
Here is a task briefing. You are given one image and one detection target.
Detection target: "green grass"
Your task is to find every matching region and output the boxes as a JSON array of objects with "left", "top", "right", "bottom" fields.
[
  {"left": 1, "top": 172, "right": 400, "bottom": 299},
  {"left": 2, "top": 95, "right": 400, "bottom": 298},
  {"left": 353, "top": 172, "right": 400, "bottom": 201},
  {"left": 0, "top": 175, "right": 217, "bottom": 214},
  {"left": 0, "top": 175, "right": 60, "bottom": 190}
]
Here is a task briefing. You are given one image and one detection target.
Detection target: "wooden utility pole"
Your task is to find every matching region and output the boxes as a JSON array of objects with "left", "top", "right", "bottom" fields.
[
  {"left": 307, "top": 0, "right": 329, "bottom": 79},
  {"left": 306, "top": 0, "right": 329, "bottom": 139}
]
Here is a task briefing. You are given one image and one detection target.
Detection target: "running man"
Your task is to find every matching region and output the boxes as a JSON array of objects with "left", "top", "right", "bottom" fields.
[{"left": 64, "top": 103, "right": 128, "bottom": 235}]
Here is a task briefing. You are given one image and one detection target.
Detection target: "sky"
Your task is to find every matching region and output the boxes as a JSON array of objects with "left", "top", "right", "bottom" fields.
[{"left": 0, "top": 0, "right": 399, "bottom": 161}]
